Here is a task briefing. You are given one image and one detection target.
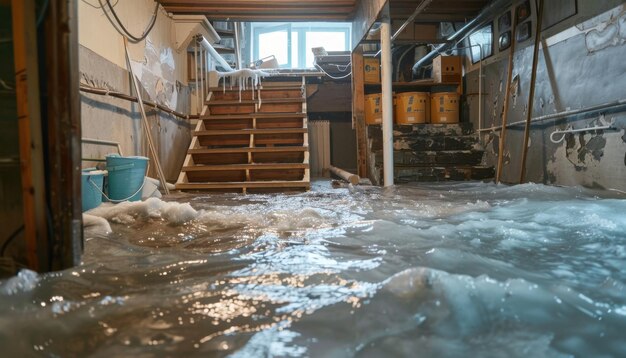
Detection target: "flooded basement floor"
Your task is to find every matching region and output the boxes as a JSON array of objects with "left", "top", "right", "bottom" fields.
[{"left": 1, "top": 181, "right": 626, "bottom": 357}]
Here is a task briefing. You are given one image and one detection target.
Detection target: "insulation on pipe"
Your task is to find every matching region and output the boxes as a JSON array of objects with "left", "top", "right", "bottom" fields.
[{"left": 197, "top": 36, "right": 234, "bottom": 73}]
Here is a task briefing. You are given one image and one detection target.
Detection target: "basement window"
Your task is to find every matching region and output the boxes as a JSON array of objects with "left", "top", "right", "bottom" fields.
[
  {"left": 468, "top": 23, "right": 493, "bottom": 63},
  {"left": 251, "top": 22, "right": 352, "bottom": 69}
]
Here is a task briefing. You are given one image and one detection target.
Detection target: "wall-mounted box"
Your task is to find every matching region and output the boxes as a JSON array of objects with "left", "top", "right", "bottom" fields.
[
  {"left": 432, "top": 55, "right": 462, "bottom": 83},
  {"left": 364, "top": 57, "right": 380, "bottom": 84}
]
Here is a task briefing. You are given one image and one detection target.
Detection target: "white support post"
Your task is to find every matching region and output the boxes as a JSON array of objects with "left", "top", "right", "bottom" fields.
[{"left": 380, "top": 6, "right": 394, "bottom": 187}]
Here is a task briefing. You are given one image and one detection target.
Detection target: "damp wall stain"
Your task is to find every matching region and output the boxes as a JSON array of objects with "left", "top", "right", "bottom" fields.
[{"left": 465, "top": 2, "right": 626, "bottom": 191}]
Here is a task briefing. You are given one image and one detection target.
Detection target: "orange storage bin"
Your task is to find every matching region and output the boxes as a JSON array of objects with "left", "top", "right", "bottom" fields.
[
  {"left": 365, "top": 93, "right": 382, "bottom": 125},
  {"left": 394, "top": 92, "right": 429, "bottom": 125},
  {"left": 430, "top": 92, "right": 459, "bottom": 124}
]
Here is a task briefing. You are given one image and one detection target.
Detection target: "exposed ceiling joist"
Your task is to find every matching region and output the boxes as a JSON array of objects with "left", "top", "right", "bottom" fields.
[
  {"left": 158, "top": 0, "right": 357, "bottom": 21},
  {"left": 157, "top": 0, "right": 492, "bottom": 25}
]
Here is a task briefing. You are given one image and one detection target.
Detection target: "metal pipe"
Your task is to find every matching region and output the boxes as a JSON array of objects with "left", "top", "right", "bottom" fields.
[
  {"left": 412, "top": 0, "right": 514, "bottom": 75},
  {"left": 200, "top": 46, "right": 205, "bottom": 109},
  {"left": 194, "top": 41, "right": 200, "bottom": 114},
  {"left": 198, "top": 35, "right": 234, "bottom": 73},
  {"left": 79, "top": 85, "right": 197, "bottom": 120},
  {"left": 373, "top": 0, "right": 434, "bottom": 58},
  {"left": 381, "top": 6, "right": 394, "bottom": 187},
  {"left": 234, "top": 22, "right": 242, "bottom": 70},
  {"left": 395, "top": 45, "right": 416, "bottom": 81},
  {"left": 550, "top": 124, "right": 616, "bottom": 144},
  {"left": 392, "top": 0, "right": 434, "bottom": 42},
  {"left": 81, "top": 137, "right": 123, "bottom": 156},
  {"left": 478, "top": 99, "right": 626, "bottom": 132}
]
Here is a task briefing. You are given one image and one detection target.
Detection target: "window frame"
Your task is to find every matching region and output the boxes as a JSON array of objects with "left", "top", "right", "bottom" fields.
[
  {"left": 468, "top": 23, "right": 494, "bottom": 64},
  {"left": 251, "top": 22, "right": 352, "bottom": 69}
]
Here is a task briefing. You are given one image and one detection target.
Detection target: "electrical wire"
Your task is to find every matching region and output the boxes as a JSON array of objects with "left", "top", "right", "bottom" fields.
[
  {"left": 81, "top": 0, "right": 118, "bottom": 9},
  {"left": 98, "top": 0, "right": 158, "bottom": 42},
  {"left": 314, "top": 64, "right": 352, "bottom": 80},
  {"left": 1, "top": 226, "right": 24, "bottom": 256}
]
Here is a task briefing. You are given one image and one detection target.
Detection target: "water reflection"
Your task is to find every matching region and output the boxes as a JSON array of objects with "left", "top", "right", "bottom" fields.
[{"left": 0, "top": 181, "right": 625, "bottom": 356}]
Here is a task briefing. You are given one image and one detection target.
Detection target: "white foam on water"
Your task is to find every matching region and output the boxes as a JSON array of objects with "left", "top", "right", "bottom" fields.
[
  {"left": 0, "top": 269, "right": 40, "bottom": 295},
  {"left": 3, "top": 181, "right": 626, "bottom": 357},
  {"left": 86, "top": 197, "right": 199, "bottom": 225}
]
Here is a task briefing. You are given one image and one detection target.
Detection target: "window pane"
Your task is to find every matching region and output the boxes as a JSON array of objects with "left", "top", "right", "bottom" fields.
[
  {"left": 259, "top": 30, "right": 288, "bottom": 66},
  {"left": 305, "top": 31, "right": 346, "bottom": 68},
  {"left": 291, "top": 31, "right": 299, "bottom": 68},
  {"left": 469, "top": 24, "right": 493, "bottom": 63}
]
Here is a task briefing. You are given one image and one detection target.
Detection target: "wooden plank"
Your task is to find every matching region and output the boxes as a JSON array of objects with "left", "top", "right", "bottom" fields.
[
  {"left": 183, "top": 163, "right": 309, "bottom": 171},
  {"left": 208, "top": 98, "right": 305, "bottom": 105},
  {"left": 194, "top": 128, "right": 308, "bottom": 135},
  {"left": 12, "top": 0, "right": 48, "bottom": 271},
  {"left": 208, "top": 85, "right": 302, "bottom": 92},
  {"left": 352, "top": 46, "right": 368, "bottom": 178},
  {"left": 176, "top": 180, "right": 311, "bottom": 190},
  {"left": 253, "top": 151, "right": 306, "bottom": 163},
  {"left": 45, "top": 0, "right": 83, "bottom": 270},
  {"left": 208, "top": 102, "right": 304, "bottom": 115},
  {"left": 188, "top": 146, "right": 308, "bottom": 154},
  {"left": 211, "top": 88, "right": 303, "bottom": 101},
  {"left": 198, "top": 135, "right": 305, "bottom": 147},
  {"left": 203, "top": 112, "right": 307, "bottom": 120}
]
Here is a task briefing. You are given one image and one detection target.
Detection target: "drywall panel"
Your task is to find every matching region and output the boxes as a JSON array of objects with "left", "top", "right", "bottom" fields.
[
  {"left": 78, "top": 0, "right": 187, "bottom": 86},
  {"left": 80, "top": 46, "right": 191, "bottom": 182}
]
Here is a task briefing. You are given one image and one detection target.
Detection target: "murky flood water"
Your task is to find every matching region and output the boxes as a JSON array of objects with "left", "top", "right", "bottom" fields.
[{"left": 1, "top": 181, "right": 626, "bottom": 357}]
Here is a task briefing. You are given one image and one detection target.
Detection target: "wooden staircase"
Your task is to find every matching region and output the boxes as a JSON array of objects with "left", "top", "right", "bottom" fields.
[
  {"left": 369, "top": 123, "right": 495, "bottom": 184},
  {"left": 176, "top": 78, "right": 311, "bottom": 193}
]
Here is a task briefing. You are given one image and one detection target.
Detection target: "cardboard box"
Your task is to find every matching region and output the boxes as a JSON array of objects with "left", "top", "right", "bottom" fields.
[
  {"left": 432, "top": 55, "right": 462, "bottom": 83},
  {"left": 364, "top": 57, "right": 380, "bottom": 84},
  {"left": 414, "top": 24, "right": 439, "bottom": 42}
]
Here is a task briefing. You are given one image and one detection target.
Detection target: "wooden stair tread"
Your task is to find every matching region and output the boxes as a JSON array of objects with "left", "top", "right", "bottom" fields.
[
  {"left": 183, "top": 163, "right": 309, "bottom": 171},
  {"left": 208, "top": 85, "right": 303, "bottom": 92},
  {"left": 202, "top": 113, "right": 307, "bottom": 120},
  {"left": 194, "top": 128, "right": 307, "bottom": 136},
  {"left": 178, "top": 74, "right": 309, "bottom": 193},
  {"left": 176, "top": 180, "right": 310, "bottom": 190},
  {"left": 207, "top": 98, "right": 305, "bottom": 105},
  {"left": 188, "top": 146, "right": 308, "bottom": 154},
  {"left": 213, "top": 44, "right": 235, "bottom": 53}
]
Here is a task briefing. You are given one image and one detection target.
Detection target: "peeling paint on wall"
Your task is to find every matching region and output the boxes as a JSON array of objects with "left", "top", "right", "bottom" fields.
[
  {"left": 582, "top": 8, "right": 626, "bottom": 52},
  {"left": 465, "top": 2, "right": 626, "bottom": 190},
  {"left": 130, "top": 38, "right": 179, "bottom": 110},
  {"left": 585, "top": 23, "right": 620, "bottom": 52}
]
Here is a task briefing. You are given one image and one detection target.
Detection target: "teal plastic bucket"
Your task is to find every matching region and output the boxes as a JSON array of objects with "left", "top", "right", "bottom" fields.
[
  {"left": 82, "top": 169, "right": 105, "bottom": 212},
  {"left": 105, "top": 154, "right": 149, "bottom": 202}
]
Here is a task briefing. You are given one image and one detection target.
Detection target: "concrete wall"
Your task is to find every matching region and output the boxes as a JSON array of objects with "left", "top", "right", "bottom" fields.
[
  {"left": 78, "top": 0, "right": 192, "bottom": 181},
  {"left": 465, "top": 1, "right": 626, "bottom": 191}
]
